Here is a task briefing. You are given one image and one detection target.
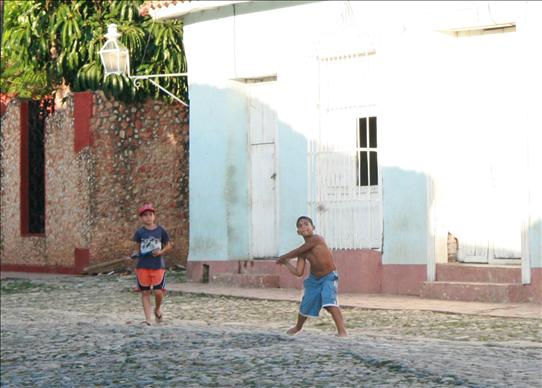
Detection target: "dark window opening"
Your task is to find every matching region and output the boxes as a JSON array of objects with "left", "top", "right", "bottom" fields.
[
  {"left": 369, "top": 151, "right": 378, "bottom": 185},
  {"left": 356, "top": 116, "right": 378, "bottom": 187},
  {"left": 358, "top": 151, "right": 368, "bottom": 186},
  {"left": 359, "top": 118, "right": 368, "bottom": 147},
  {"left": 369, "top": 116, "right": 377, "bottom": 148},
  {"left": 202, "top": 264, "right": 210, "bottom": 283},
  {"left": 26, "top": 100, "right": 46, "bottom": 233}
]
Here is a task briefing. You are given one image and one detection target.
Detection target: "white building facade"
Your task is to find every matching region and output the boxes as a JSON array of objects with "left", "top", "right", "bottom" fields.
[{"left": 143, "top": 1, "right": 542, "bottom": 301}]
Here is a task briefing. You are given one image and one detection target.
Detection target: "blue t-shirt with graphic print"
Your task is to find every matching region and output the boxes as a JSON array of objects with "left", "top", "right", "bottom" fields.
[{"left": 132, "top": 225, "right": 170, "bottom": 269}]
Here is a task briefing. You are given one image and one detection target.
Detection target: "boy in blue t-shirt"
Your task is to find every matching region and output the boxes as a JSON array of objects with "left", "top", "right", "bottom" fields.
[{"left": 131, "top": 203, "right": 172, "bottom": 326}]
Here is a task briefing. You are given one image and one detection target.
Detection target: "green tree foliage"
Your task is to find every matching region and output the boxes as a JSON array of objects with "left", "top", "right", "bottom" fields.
[{"left": 1, "top": 0, "right": 187, "bottom": 103}]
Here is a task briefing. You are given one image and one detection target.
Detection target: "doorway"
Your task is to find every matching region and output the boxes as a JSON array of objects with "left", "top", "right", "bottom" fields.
[{"left": 248, "top": 81, "right": 278, "bottom": 258}]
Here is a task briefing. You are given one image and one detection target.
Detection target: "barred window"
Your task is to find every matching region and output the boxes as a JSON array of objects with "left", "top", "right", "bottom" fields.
[{"left": 356, "top": 116, "right": 378, "bottom": 187}]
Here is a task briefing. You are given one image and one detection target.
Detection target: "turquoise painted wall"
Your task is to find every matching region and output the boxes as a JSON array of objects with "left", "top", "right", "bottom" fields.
[
  {"left": 277, "top": 120, "right": 309, "bottom": 253},
  {"left": 185, "top": 2, "right": 316, "bottom": 261},
  {"left": 187, "top": 85, "right": 228, "bottom": 260},
  {"left": 530, "top": 220, "right": 542, "bottom": 268},
  {"left": 188, "top": 84, "right": 250, "bottom": 260},
  {"left": 188, "top": 82, "right": 309, "bottom": 261},
  {"left": 382, "top": 167, "right": 429, "bottom": 265}
]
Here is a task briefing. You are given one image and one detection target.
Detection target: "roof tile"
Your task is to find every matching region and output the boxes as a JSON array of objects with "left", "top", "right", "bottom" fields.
[{"left": 139, "top": 0, "right": 190, "bottom": 17}]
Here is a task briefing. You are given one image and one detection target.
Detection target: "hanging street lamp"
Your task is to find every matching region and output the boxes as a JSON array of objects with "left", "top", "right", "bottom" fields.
[{"left": 99, "top": 23, "right": 188, "bottom": 106}]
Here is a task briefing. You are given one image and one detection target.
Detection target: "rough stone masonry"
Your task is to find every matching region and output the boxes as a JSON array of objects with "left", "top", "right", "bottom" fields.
[{"left": 0, "top": 91, "right": 189, "bottom": 272}]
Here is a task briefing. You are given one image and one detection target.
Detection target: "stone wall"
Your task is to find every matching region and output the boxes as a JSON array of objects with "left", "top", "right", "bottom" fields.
[
  {"left": 89, "top": 91, "right": 189, "bottom": 266},
  {"left": 0, "top": 91, "right": 189, "bottom": 272},
  {"left": 0, "top": 100, "right": 47, "bottom": 267},
  {"left": 45, "top": 98, "right": 91, "bottom": 267}
]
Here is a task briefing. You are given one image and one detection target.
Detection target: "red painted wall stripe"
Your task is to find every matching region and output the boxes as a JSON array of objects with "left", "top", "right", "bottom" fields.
[
  {"left": 73, "top": 92, "right": 94, "bottom": 153},
  {"left": 20, "top": 101, "right": 29, "bottom": 235},
  {"left": 0, "top": 264, "right": 77, "bottom": 275},
  {"left": 74, "top": 248, "right": 90, "bottom": 273}
]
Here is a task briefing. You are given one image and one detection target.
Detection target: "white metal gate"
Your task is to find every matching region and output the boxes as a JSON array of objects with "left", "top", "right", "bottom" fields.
[{"left": 309, "top": 42, "right": 382, "bottom": 250}]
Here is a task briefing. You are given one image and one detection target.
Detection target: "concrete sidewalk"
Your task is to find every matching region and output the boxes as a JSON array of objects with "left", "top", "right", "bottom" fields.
[
  {"left": 2, "top": 271, "right": 540, "bottom": 319},
  {"left": 167, "top": 282, "right": 542, "bottom": 320}
]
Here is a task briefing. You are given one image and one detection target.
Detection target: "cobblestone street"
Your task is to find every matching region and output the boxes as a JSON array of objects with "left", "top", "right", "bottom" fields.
[{"left": 1, "top": 273, "right": 541, "bottom": 387}]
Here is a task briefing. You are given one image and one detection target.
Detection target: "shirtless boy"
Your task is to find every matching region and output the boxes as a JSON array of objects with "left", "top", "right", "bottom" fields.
[{"left": 276, "top": 216, "right": 347, "bottom": 337}]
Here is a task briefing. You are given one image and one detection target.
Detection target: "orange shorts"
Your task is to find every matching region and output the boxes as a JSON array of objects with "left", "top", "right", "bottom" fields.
[{"left": 135, "top": 268, "right": 166, "bottom": 291}]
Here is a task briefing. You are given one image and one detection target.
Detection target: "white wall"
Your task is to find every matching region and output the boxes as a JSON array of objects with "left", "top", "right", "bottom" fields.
[{"left": 182, "top": 1, "right": 541, "bottom": 266}]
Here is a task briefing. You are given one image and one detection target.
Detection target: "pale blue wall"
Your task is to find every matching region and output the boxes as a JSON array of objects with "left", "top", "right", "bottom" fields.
[
  {"left": 382, "top": 168, "right": 429, "bottom": 265},
  {"left": 277, "top": 120, "right": 308, "bottom": 253},
  {"left": 185, "top": 2, "right": 315, "bottom": 261},
  {"left": 531, "top": 220, "right": 542, "bottom": 268},
  {"left": 189, "top": 85, "right": 242, "bottom": 259},
  {"left": 188, "top": 82, "right": 309, "bottom": 261}
]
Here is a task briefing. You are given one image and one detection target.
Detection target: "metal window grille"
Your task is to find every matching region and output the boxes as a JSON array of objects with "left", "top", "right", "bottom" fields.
[{"left": 308, "top": 48, "right": 382, "bottom": 250}]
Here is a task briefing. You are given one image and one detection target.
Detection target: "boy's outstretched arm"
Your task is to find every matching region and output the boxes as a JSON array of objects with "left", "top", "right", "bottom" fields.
[
  {"left": 277, "top": 236, "right": 321, "bottom": 261},
  {"left": 278, "top": 256, "right": 306, "bottom": 277}
]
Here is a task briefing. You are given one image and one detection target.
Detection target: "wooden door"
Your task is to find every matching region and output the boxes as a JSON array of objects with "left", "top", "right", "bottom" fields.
[
  {"left": 248, "top": 81, "right": 278, "bottom": 258},
  {"left": 452, "top": 26, "right": 522, "bottom": 263}
]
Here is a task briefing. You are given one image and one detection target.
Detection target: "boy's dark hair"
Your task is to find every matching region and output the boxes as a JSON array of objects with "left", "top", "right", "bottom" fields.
[{"left": 296, "top": 216, "right": 314, "bottom": 228}]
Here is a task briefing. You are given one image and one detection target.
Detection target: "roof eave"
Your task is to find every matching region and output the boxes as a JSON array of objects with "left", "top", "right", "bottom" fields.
[{"left": 145, "top": 1, "right": 248, "bottom": 20}]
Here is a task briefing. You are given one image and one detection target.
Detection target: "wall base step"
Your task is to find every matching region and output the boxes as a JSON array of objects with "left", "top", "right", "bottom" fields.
[
  {"left": 436, "top": 263, "right": 521, "bottom": 284},
  {"left": 420, "top": 281, "right": 529, "bottom": 303}
]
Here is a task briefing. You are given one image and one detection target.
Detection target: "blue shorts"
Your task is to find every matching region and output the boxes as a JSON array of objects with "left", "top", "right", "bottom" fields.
[{"left": 299, "top": 271, "right": 339, "bottom": 318}]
